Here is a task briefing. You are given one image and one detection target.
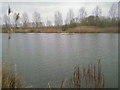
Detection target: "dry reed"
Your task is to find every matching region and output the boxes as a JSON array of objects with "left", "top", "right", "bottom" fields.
[
  {"left": 48, "top": 60, "right": 105, "bottom": 88},
  {"left": 72, "top": 60, "right": 104, "bottom": 88},
  {"left": 2, "top": 63, "right": 23, "bottom": 88},
  {"left": 2, "top": 60, "right": 104, "bottom": 88}
]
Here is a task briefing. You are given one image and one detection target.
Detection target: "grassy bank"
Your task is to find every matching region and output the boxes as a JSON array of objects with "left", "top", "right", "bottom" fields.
[{"left": 2, "top": 26, "right": 118, "bottom": 33}]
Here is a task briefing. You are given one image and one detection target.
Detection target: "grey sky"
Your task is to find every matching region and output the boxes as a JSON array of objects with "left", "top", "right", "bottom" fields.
[
  {"left": 0, "top": 0, "right": 119, "bottom": 2},
  {"left": 0, "top": 2, "right": 118, "bottom": 25}
]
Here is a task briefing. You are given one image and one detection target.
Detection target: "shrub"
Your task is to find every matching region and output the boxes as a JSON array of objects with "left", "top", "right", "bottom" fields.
[{"left": 62, "top": 25, "right": 68, "bottom": 31}]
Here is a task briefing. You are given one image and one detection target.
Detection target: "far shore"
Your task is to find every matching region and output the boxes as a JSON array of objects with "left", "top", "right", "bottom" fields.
[{"left": 1, "top": 26, "right": 118, "bottom": 33}]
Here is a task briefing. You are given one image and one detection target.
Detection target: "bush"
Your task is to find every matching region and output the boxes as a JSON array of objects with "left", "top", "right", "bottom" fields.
[
  {"left": 62, "top": 25, "right": 68, "bottom": 31},
  {"left": 69, "top": 23, "right": 78, "bottom": 28}
]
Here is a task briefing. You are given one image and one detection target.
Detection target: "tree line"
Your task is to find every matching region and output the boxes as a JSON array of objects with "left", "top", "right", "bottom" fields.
[{"left": 2, "top": 3, "right": 119, "bottom": 31}]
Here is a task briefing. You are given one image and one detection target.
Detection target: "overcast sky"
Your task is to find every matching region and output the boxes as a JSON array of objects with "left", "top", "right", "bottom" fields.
[
  {"left": 0, "top": 1, "right": 119, "bottom": 25},
  {"left": 0, "top": 0, "right": 119, "bottom": 2}
]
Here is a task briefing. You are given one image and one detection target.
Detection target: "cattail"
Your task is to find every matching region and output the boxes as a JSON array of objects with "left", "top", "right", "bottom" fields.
[
  {"left": 73, "top": 66, "right": 81, "bottom": 88},
  {"left": 98, "top": 60, "right": 101, "bottom": 81},
  {"left": 102, "top": 74, "right": 105, "bottom": 88},
  {"left": 83, "top": 67, "right": 85, "bottom": 78},
  {"left": 77, "top": 66, "right": 80, "bottom": 88},
  {"left": 16, "top": 13, "right": 20, "bottom": 21},
  {"left": 7, "top": 6, "right": 12, "bottom": 39},
  {"left": 60, "top": 79, "right": 65, "bottom": 88},
  {"left": 8, "top": 6, "right": 11, "bottom": 15},
  {"left": 90, "top": 64, "right": 93, "bottom": 78},
  {"left": 94, "top": 64, "right": 96, "bottom": 79},
  {"left": 87, "top": 64, "right": 91, "bottom": 83}
]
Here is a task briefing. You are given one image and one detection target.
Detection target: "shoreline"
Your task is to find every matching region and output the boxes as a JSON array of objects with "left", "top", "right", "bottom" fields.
[
  {"left": 1, "top": 26, "right": 118, "bottom": 33},
  {"left": 1, "top": 31, "right": 118, "bottom": 33}
]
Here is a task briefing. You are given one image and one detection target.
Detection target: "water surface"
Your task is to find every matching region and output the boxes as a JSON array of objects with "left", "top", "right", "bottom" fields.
[{"left": 2, "top": 33, "right": 118, "bottom": 88}]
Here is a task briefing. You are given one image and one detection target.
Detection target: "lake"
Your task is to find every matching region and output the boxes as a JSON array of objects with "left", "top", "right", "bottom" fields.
[{"left": 2, "top": 33, "right": 118, "bottom": 88}]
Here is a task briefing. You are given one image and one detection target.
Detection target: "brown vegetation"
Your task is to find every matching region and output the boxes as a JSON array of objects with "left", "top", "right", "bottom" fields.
[
  {"left": 2, "top": 26, "right": 118, "bottom": 33},
  {"left": 67, "top": 26, "right": 118, "bottom": 33},
  {"left": 2, "top": 60, "right": 104, "bottom": 88},
  {"left": 73, "top": 60, "right": 104, "bottom": 88},
  {"left": 48, "top": 60, "right": 104, "bottom": 88},
  {"left": 2, "top": 63, "right": 23, "bottom": 88}
]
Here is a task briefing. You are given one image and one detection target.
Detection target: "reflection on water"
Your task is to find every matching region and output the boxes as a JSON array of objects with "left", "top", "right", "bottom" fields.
[{"left": 2, "top": 33, "right": 118, "bottom": 88}]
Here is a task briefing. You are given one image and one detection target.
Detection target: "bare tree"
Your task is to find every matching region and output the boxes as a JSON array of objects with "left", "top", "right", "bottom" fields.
[
  {"left": 54, "top": 11, "right": 63, "bottom": 26},
  {"left": 7, "top": 5, "right": 13, "bottom": 39},
  {"left": 93, "top": 6, "right": 102, "bottom": 17},
  {"left": 93, "top": 6, "right": 102, "bottom": 26},
  {"left": 65, "top": 19, "right": 68, "bottom": 25},
  {"left": 3, "top": 14, "right": 10, "bottom": 28},
  {"left": 33, "top": 11, "right": 41, "bottom": 28},
  {"left": 66, "top": 9, "right": 74, "bottom": 24},
  {"left": 109, "top": 3, "right": 118, "bottom": 20},
  {"left": 78, "top": 7, "right": 87, "bottom": 22},
  {"left": 21, "top": 12, "right": 29, "bottom": 28},
  {"left": 12, "top": 13, "right": 17, "bottom": 28},
  {"left": 46, "top": 19, "right": 52, "bottom": 26}
]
